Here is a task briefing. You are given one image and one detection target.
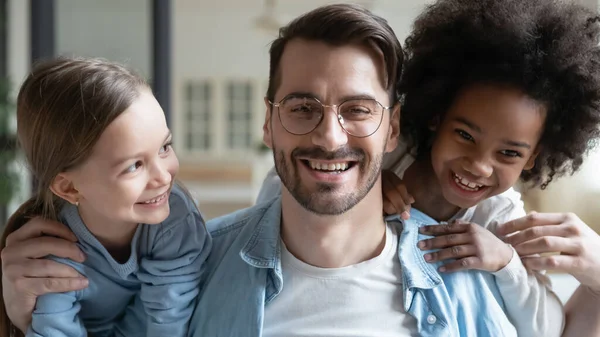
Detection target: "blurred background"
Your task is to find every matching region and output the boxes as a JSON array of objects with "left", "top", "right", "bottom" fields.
[{"left": 0, "top": 0, "right": 598, "bottom": 303}]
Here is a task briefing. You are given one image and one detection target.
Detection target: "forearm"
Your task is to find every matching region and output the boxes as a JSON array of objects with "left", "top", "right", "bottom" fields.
[
  {"left": 493, "top": 251, "right": 564, "bottom": 337},
  {"left": 138, "top": 192, "right": 210, "bottom": 337},
  {"left": 141, "top": 281, "right": 200, "bottom": 337},
  {"left": 27, "top": 292, "right": 85, "bottom": 337},
  {"left": 7, "top": 309, "right": 30, "bottom": 335},
  {"left": 562, "top": 285, "right": 600, "bottom": 337}
]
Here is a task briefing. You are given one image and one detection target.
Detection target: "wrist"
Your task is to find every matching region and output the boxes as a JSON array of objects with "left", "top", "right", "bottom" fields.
[
  {"left": 11, "top": 318, "right": 28, "bottom": 335},
  {"left": 6, "top": 301, "right": 33, "bottom": 334},
  {"left": 495, "top": 244, "right": 514, "bottom": 272}
]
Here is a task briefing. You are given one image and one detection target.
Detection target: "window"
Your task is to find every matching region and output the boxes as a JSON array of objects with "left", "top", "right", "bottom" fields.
[
  {"left": 226, "top": 81, "right": 253, "bottom": 149},
  {"left": 185, "top": 81, "right": 212, "bottom": 151}
]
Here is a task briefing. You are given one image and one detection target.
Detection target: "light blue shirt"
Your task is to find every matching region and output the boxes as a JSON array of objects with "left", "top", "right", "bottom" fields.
[
  {"left": 27, "top": 184, "right": 212, "bottom": 337},
  {"left": 188, "top": 197, "right": 518, "bottom": 337}
]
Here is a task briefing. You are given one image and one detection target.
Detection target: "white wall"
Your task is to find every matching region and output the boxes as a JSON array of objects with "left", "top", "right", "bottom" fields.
[
  {"left": 521, "top": 0, "right": 600, "bottom": 232},
  {"left": 55, "top": 0, "right": 151, "bottom": 77},
  {"left": 49, "top": 0, "right": 432, "bottom": 163},
  {"left": 573, "top": 0, "right": 598, "bottom": 10},
  {"left": 172, "top": 0, "right": 429, "bottom": 79},
  {"left": 170, "top": 0, "right": 431, "bottom": 161},
  {"left": 6, "top": 0, "right": 31, "bottom": 216}
]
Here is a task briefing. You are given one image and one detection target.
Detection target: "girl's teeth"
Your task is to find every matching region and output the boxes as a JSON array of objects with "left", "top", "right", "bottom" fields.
[
  {"left": 144, "top": 194, "right": 165, "bottom": 204},
  {"left": 453, "top": 174, "right": 483, "bottom": 191}
]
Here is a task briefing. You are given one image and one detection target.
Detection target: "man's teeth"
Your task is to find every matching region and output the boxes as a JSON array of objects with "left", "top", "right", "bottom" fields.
[
  {"left": 453, "top": 173, "right": 483, "bottom": 191},
  {"left": 309, "top": 161, "right": 349, "bottom": 171},
  {"left": 143, "top": 193, "right": 166, "bottom": 204}
]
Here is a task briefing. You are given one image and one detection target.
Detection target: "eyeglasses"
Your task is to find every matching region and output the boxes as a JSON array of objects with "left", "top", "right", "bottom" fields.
[{"left": 268, "top": 96, "right": 391, "bottom": 138}]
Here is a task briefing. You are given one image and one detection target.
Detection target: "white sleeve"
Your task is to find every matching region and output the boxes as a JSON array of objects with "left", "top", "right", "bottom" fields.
[
  {"left": 488, "top": 193, "right": 565, "bottom": 337},
  {"left": 382, "top": 139, "right": 414, "bottom": 178}
]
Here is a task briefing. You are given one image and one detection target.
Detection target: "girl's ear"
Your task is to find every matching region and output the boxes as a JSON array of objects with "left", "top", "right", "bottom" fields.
[
  {"left": 523, "top": 147, "right": 541, "bottom": 171},
  {"left": 428, "top": 115, "right": 440, "bottom": 131},
  {"left": 50, "top": 173, "right": 80, "bottom": 206}
]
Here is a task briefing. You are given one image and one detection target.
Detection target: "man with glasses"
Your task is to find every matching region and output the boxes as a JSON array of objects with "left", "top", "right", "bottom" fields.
[
  {"left": 188, "top": 4, "right": 517, "bottom": 337},
  {"left": 0, "top": 4, "right": 529, "bottom": 337}
]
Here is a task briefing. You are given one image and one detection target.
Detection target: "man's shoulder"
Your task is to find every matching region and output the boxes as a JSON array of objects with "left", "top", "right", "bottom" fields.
[
  {"left": 201, "top": 197, "right": 280, "bottom": 283},
  {"left": 206, "top": 197, "right": 278, "bottom": 238}
]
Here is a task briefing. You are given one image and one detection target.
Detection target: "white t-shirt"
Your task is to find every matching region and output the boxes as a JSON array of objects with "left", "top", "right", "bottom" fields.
[
  {"left": 256, "top": 138, "right": 564, "bottom": 336},
  {"left": 262, "top": 223, "right": 419, "bottom": 337}
]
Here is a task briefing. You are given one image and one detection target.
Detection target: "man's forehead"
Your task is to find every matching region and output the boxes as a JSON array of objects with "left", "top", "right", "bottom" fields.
[
  {"left": 280, "top": 38, "right": 383, "bottom": 66},
  {"left": 276, "top": 39, "right": 388, "bottom": 100}
]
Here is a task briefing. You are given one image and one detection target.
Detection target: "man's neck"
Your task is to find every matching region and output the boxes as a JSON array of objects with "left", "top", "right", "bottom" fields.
[
  {"left": 403, "top": 157, "right": 460, "bottom": 222},
  {"left": 280, "top": 182, "right": 387, "bottom": 268}
]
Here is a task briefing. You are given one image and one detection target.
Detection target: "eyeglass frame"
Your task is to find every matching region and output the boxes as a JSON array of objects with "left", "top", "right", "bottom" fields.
[{"left": 267, "top": 95, "right": 394, "bottom": 138}]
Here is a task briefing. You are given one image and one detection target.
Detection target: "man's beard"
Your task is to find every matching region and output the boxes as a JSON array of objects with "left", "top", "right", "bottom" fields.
[{"left": 274, "top": 145, "right": 384, "bottom": 215}]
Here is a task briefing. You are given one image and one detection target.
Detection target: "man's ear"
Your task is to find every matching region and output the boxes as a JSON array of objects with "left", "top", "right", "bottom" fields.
[
  {"left": 50, "top": 173, "right": 80, "bottom": 205},
  {"left": 385, "top": 102, "right": 401, "bottom": 153},
  {"left": 263, "top": 97, "right": 273, "bottom": 149}
]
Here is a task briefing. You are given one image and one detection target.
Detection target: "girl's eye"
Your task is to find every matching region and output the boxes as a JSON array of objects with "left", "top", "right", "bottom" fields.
[
  {"left": 500, "top": 149, "right": 523, "bottom": 158},
  {"left": 125, "top": 161, "right": 142, "bottom": 174},
  {"left": 456, "top": 129, "right": 474, "bottom": 142},
  {"left": 160, "top": 142, "right": 173, "bottom": 154}
]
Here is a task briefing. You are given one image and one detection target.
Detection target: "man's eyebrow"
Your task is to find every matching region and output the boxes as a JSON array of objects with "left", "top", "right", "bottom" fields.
[
  {"left": 339, "top": 93, "right": 378, "bottom": 102},
  {"left": 281, "top": 92, "right": 378, "bottom": 103},
  {"left": 282, "top": 92, "right": 320, "bottom": 101}
]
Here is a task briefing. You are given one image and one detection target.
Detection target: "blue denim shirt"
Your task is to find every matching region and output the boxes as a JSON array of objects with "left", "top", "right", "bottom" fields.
[{"left": 189, "top": 197, "right": 517, "bottom": 337}]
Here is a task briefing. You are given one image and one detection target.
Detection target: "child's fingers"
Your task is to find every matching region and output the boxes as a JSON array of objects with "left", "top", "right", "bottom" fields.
[
  {"left": 418, "top": 232, "right": 472, "bottom": 250},
  {"left": 383, "top": 196, "right": 410, "bottom": 219},
  {"left": 382, "top": 176, "right": 412, "bottom": 216},
  {"left": 423, "top": 244, "right": 477, "bottom": 262},
  {"left": 438, "top": 257, "right": 482, "bottom": 273},
  {"left": 383, "top": 170, "right": 414, "bottom": 204},
  {"left": 381, "top": 170, "right": 412, "bottom": 219},
  {"left": 383, "top": 196, "right": 397, "bottom": 215},
  {"left": 382, "top": 182, "right": 408, "bottom": 207},
  {"left": 382, "top": 186, "right": 409, "bottom": 214},
  {"left": 398, "top": 185, "right": 415, "bottom": 205},
  {"left": 419, "top": 221, "right": 472, "bottom": 236}
]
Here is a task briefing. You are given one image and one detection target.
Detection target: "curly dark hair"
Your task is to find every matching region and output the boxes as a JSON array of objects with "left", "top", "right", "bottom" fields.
[{"left": 399, "top": 0, "right": 600, "bottom": 189}]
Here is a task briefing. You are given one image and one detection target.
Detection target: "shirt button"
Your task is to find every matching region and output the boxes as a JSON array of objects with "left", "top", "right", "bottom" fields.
[{"left": 427, "top": 314, "right": 437, "bottom": 324}]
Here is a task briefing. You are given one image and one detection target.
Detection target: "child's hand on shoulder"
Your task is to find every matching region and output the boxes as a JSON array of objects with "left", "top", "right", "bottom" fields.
[
  {"left": 382, "top": 169, "right": 414, "bottom": 220},
  {"left": 417, "top": 220, "right": 513, "bottom": 273}
]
